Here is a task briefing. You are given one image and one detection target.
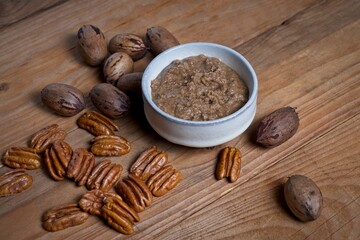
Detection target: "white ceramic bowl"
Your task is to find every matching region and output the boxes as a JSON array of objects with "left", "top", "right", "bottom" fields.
[{"left": 142, "top": 42, "right": 258, "bottom": 147}]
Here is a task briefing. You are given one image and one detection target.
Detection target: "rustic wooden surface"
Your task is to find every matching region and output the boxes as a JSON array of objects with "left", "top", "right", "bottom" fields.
[{"left": 0, "top": 0, "right": 359, "bottom": 239}]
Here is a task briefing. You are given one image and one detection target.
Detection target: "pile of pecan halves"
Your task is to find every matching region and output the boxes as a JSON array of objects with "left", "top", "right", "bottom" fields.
[{"left": 0, "top": 111, "right": 183, "bottom": 235}]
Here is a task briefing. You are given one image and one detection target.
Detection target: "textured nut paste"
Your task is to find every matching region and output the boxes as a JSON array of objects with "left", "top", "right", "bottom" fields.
[{"left": 151, "top": 54, "right": 249, "bottom": 121}]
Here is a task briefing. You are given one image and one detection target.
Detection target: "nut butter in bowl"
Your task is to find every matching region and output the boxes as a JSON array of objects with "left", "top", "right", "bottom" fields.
[{"left": 142, "top": 42, "right": 258, "bottom": 147}]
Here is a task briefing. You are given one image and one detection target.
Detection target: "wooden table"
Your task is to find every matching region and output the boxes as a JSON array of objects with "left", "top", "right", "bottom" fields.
[{"left": 0, "top": 0, "right": 359, "bottom": 239}]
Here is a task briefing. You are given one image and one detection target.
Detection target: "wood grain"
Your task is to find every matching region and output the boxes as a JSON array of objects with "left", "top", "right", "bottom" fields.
[{"left": 0, "top": 0, "right": 359, "bottom": 239}]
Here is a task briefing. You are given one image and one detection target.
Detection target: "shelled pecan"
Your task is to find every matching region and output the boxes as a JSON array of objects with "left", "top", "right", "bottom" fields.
[
  {"left": 101, "top": 195, "right": 140, "bottom": 235},
  {"left": 0, "top": 169, "right": 33, "bottom": 197},
  {"left": 2, "top": 147, "right": 41, "bottom": 170},
  {"left": 30, "top": 124, "right": 67, "bottom": 153},
  {"left": 42, "top": 203, "right": 89, "bottom": 232},
  {"left": 115, "top": 174, "right": 152, "bottom": 212},
  {"left": 90, "top": 135, "right": 131, "bottom": 156},
  {"left": 86, "top": 159, "right": 123, "bottom": 192},
  {"left": 130, "top": 146, "right": 168, "bottom": 181},
  {"left": 79, "top": 189, "right": 121, "bottom": 216},
  {"left": 147, "top": 165, "right": 182, "bottom": 197},
  {"left": 77, "top": 111, "right": 119, "bottom": 136},
  {"left": 44, "top": 140, "right": 72, "bottom": 181},
  {"left": 215, "top": 147, "right": 241, "bottom": 183},
  {"left": 66, "top": 148, "right": 95, "bottom": 186}
]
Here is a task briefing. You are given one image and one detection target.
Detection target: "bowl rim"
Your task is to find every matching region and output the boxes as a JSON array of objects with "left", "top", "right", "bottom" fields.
[{"left": 142, "top": 42, "right": 258, "bottom": 126}]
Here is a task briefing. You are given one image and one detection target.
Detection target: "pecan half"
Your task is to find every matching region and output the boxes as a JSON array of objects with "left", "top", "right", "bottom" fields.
[
  {"left": 130, "top": 146, "right": 168, "bottom": 181},
  {"left": 0, "top": 169, "right": 33, "bottom": 197},
  {"left": 147, "top": 165, "right": 182, "bottom": 197},
  {"left": 101, "top": 195, "right": 140, "bottom": 235},
  {"left": 30, "top": 124, "right": 67, "bottom": 153},
  {"left": 215, "top": 147, "right": 241, "bottom": 183},
  {"left": 79, "top": 189, "right": 121, "bottom": 216},
  {"left": 2, "top": 147, "right": 41, "bottom": 170},
  {"left": 86, "top": 159, "right": 123, "bottom": 192},
  {"left": 44, "top": 140, "right": 72, "bottom": 181},
  {"left": 115, "top": 174, "right": 152, "bottom": 212},
  {"left": 66, "top": 148, "right": 95, "bottom": 186},
  {"left": 90, "top": 135, "right": 131, "bottom": 156},
  {"left": 42, "top": 203, "right": 89, "bottom": 232},
  {"left": 77, "top": 111, "right": 119, "bottom": 136}
]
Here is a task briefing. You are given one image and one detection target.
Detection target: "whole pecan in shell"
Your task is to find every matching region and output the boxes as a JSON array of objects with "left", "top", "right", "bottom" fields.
[
  {"left": 0, "top": 169, "right": 33, "bottom": 197},
  {"left": 256, "top": 107, "right": 299, "bottom": 147},
  {"left": 115, "top": 174, "right": 152, "bottom": 212},
  {"left": 66, "top": 148, "right": 95, "bottom": 186},
  {"left": 101, "top": 195, "right": 140, "bottom": 235},
  {"left": 86, "top": 159, "right": 123, "bottom": 192},
  {"left": 79, "top": 189, "right": 121, "bottom": 216},
  {"left": 216, "top": 147, "right": 241, "bottom": 183},
  {"left": 30, "top": 124, "right": 67, "bottom": 153},
  {"left": 42, "top": 203, "right": 89, "bottom": 232},
  {"left": 77, "top": 111, "right": 119, "bottom": 136},
  {"left": 90, "top": 135, "right": 131, "bottom": 156},
  {"left": 44, "top": 140, "right": 72, "bottom": 181},
  {"left": 130, "top": 146, "right": 168, "bottom": 181},
  {"left": 147, "top": 165, "right": 182, "bottom": 197},
  {"left": 2, "top": 147, "right": 41, "bottom": 170}
]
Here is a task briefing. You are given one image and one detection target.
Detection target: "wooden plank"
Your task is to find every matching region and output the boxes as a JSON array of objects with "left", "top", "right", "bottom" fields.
[
  {"left": 1, "top": 0, "right": 359, "bottom": 239},
  {"left": 0, "top": 0, "right": 66, "bottom": 29}
]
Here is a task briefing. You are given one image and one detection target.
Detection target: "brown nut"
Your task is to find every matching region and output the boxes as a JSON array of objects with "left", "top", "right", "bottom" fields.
[
  {"left": 147, "top": 165, "right": 182, "bottom": 197},
  {"left": 86, "top": 159, "right": 123, "bottom": 192},
  {"left": 41, "top": 83, "right": 86, "bottom": 117},
  {"left": 101, "top": 195, "right": 140, "bottom": 235},
  {"left": 77, "top": 111, "right": 119, "bottom": 136},
  {"left": 42, "top": 203, "right": 89, "bottom": 232},
  {"left": 79, "top": 189, "right": 121, "bottom": 216},
  {"left": 216, "top": 147, "right": 241, "bottom": 183},
  {"left": 115, "top": 72, "right": 143, "bottom": 94},
  {"left": 103, "top": 52, "right": 134, "bottom": 85},
  {"left": 66, "top": 148, "right": 95, "bottom": 186},
  {"left": 2, "top": 147, "right": 41, "bottom": 170},
  {"left": 90, "top": 135, "right": 131, "bottom": 157},
  {"left": 90, "top": 83, "right": 131, "bottom": 119},
  {"left": 256, "top": 106, "right": 299, "bottom": 147},
  {"left": 115, "top": 174, "right": 152, "bottom": 212},
  {"left": 284, "top": 175, "right": 323, "bottom": 222},
  {"left": 130, "top": 146, "right": 168, "bottom": 181},
  {"left": 109, "top": 33, "right": 147, "bottom": 61},
  {"left": 0, "top": 169, "right": 33, "bottom": 197},
  {"left": 146, "top": 26, "right": 180, "bottom": 56},
  {"left": 30, "top": 124, "right": 67, "bottom": 153},
  {"left": 77, "top": 24, "right": 108, "bottom": 66},
  {"left": 44, "top": 140, "right": 72, "bottom": 181}
]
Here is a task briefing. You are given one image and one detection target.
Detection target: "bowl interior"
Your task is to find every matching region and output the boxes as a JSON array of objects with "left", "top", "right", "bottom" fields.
[{"left": 142, "top": 42, "right": 258, "bottom": 124}]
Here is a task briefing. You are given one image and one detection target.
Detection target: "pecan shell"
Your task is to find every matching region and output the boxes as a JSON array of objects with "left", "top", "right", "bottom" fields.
[
  {"left": 101, "top": 195, "right": 140, "bottom": 235},
  {"left": 86, "top": 159, "right": 123, "bottom": 192},
  {"left": 44, "top": 140, "right": 72, "bottom": 181},
  {"left": 130, "top": 146, "right": 168, "bottom": 181},
  {"left": 2, "top": 147, "right": 41, "bottom": 170},
  {"left": 0, "top": 169, "right": 33, "bottom": 197},
  {"left": 42, "top": 203, "right": 89, "bottom": 232},
  {"left": 215, "top": 147, "right": 241, "bottom": 183},
  {"left": 77, "top": 111, "right": 119, "bottom": 136},
  {"left": 115, "top": 174, "right": 152, "bottom": 212},
  {"left": 90, "top": 135, "right": 131, "bottom": 156},
  {"left": 147, "top": 165, "right": 182, "bottom": 197},
  {"left": 66, "top": 148, "right": 95, "bottom": 186},
  {"left": 79, "top": 189, "right": 121, "bottom": 216},
  {"left": 30, "top": 124, "right": 67, "bottom": 153}
]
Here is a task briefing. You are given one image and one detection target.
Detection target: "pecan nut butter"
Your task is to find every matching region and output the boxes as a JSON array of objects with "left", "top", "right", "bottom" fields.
[{"left": 151, "top": 54, "right": 249, "bottom": 121}]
